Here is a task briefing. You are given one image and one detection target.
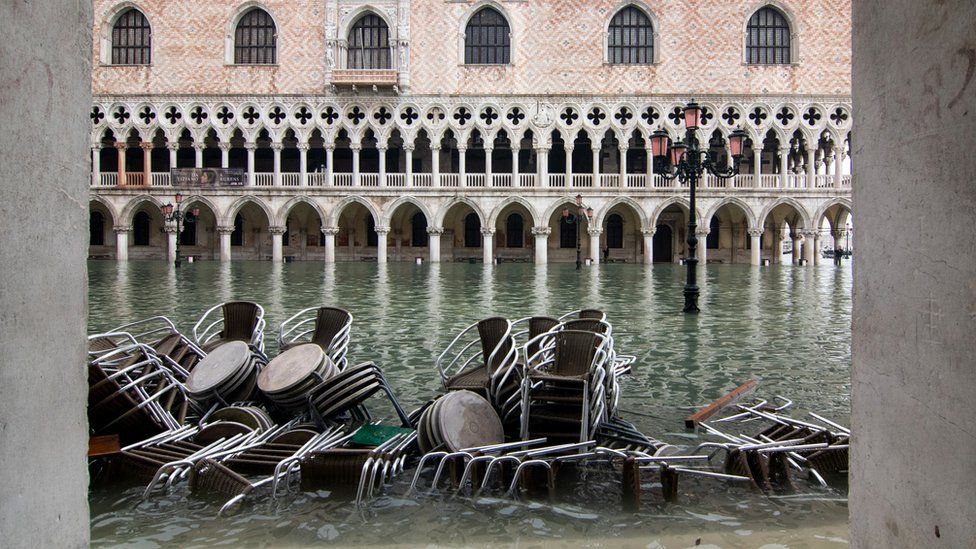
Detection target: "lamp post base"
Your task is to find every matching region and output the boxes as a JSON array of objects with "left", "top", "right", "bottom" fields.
[{"left": 682, "top": 285, "right": 700, "bottom": 313}]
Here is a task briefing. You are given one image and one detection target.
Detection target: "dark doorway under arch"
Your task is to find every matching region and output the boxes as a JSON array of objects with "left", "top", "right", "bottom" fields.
[
  {"left": 506, "top": 213, "right": 524, "bottom": 248},
  {"left": 90, "top": 211, "right": 105, "bottom": 246},
  {"left": 653, "top": 224, "right": 673, "bottom": 262},
  {"left": 464, "top": 213, "right": 481, "bottom": 248}
]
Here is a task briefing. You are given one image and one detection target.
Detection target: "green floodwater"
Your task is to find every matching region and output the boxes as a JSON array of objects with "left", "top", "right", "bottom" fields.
[{"left": 88, "top": 260, "right": 852, "bottom": 548}]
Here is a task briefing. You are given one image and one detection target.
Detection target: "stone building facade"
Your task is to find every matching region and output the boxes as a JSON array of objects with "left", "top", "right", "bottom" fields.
[{"left": 89, "top": 0, "right": 853, "bottom": 265}]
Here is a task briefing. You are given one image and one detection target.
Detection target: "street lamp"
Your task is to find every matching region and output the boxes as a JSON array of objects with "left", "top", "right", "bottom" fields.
[
  {"left": 161, "top": 193, "right": 199, "bottom": 268},
  {"left": 651, "top": 101, "right": 747, "bottom": 313},
  {"left": 561, "top": 193, "right": 594, "bottom": 271},
  {"left": 845, "top": 222, "right": 852, "bottom": 256}
]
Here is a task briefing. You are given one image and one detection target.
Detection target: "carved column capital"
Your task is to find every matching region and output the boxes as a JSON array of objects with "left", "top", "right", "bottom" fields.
[
  {"left": 642, "top": 228, "right": 656, "bottom": 237},
  {"left": 426, "top": 226, "right": 444, "bottom": 236},
  {"left": 114, "top": 142, "right": 128, "bottom": 151},
  {"left": 269, "top": 226, "right": 287, "bottom": 236},
  {"left": 163, "top": 223, "right": 179, "bottom": 234},
  {"left": 748, "top": 228, "right": 765, "bottom": 237},
  {"left": 113, "top": 225, "right": 131, "bottom": 234},
  {"left": 320, "top": 227, "right": 340, "bottom": 236},
  {"left": 218, "top": 141, "right": 232, "bottom": 151},
  {"left": 587, "top": 227, "right": 603, "bottom": 237},
  {"left": 481, "top": 227, "right": 496, "bottom": 237},
  {"left": 374, "top": 226, "right": 391, "bottom": 235},
  {"left": 139, "top": 141, "right": 154, "bottom": 151},
  {"left": 216, "top": 226, "right": 236, "bottom": 235},
  {"left": 531, "top": 226, "right": 552, "bottom": 237},
  {"left": 244, "top": 142, "right": 257, "bottom": 151},
  {"left": 270, "top": 142, "right": 284, "bottom": 152}
]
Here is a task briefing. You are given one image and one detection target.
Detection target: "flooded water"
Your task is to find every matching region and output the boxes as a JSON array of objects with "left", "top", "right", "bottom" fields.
[{"left": 88, "top": 260, "right": 852, "bottom": 547}]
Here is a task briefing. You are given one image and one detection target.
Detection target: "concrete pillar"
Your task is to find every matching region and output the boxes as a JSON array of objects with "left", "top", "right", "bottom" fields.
[
  {"left": 532, "top": 227, "right": 550, "bottom": 265},
  {"left": 431, "top": 145, "right": 441, "bottom": 187},
  {"left": 484, "top": 147, "right": 493, "bottom": 187},
  {"left": 168, "top": 142, "right": 179, "bottom": 170},
  {"left": 194, "top": 142, "right": 204, "bottom": 168},
  {"left": 618, "top": 146, "right": 627, "bottom": 188},
  {"left": 778, "top": 147, "right": 789, "bottom": 188},
  {"left": 270, "top": 226, "right": 285, "bottom": 263},
  {"left": 427, "top": 227, "right": 443, "bottom": 263},
  {"left": 642, "top": 229, "right": 655, "bottom": 265},
  {"left": 749, "top": 229, "right": 763, "bottom": 266},
  {"left": 245, "top": 143, "right": 256, "bottom": 186},
  {"left": 591, "top": 147, "right": 601, "bottom": 188},
  {"left": 405, "top": 145, "right": 414, "bottom": 186},
  {"left": 114, "top": 226, "right": 130, "bottom": 261},
  {"left": 220, "top": 141, "right": 231, "bottom": 168},
  {"left": 326, "top": 145, "right": 335, "bottom": 187},
  {"left": 272, "top": 142, "right": 282, "bottom": 186},
  {"left": 802, "top": 230, "right": 817, "bottom": 265},
  {"left": 141, "top": 141, "right": 153, "bottom": 185},
  {"left": 322, "top": 227, "right": 338, "bottom": 263},
  {"left": 165, "top": 225, "right": 178, "bottom": 263},
  {"left": 696, "top": 229, "right": 709, "bottom": 265},
  {"left": 1, "top": 1, "right": 91, "bottom": 540},
  {"left": 91, "top": 144, "right": 101, "bottom": 186},
  {"left": 791, "top": 233, "right": 802, "bottom": 264},
  {"left": 458, "top": 146, "right": 467, "bottom": 187},
  {"left": 482, "top": 228, "right": 495, "bottom": 264},
  {"left": 378, "top": 146, "right": 387, "bottom": 187},
  {"left": 588, "top": 228, "right": 602, "bottom": 265},
  {"left": 115, "top": 141, "right": 127, "bottom": 185},
  {"left": 352, "top": 144, "right": 361, "bottom": 186},
  {"left": 753, "top": 149, "right": 762, "bottom": 187},
  {"left": 376, "top": 227, "right": 390, "bottom": 264},
  {"left": 218, "top": 226, "right": 233, "bottom": 262},
  {"left": 299, "top": 143, "right": 309, "bottom": 186}
]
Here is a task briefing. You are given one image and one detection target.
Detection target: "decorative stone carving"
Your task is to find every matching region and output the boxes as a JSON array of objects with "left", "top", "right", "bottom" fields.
[
  {"left": 531, "top": 227, "right": 552, "bottom": 237},
  {"left": 321, "top": 227, "right": 340, "bottom": 236}
]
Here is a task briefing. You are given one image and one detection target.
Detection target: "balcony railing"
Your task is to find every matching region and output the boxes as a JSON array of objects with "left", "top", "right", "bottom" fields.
[
  {"left": 330, "top": 69, "right": 398, "bottom": 87},
  {"left": 254, "top": 173, "right": 274, "bottom": 187}
]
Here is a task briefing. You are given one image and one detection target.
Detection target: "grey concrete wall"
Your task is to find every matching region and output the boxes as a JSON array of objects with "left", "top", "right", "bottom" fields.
[
  {"left": 851, "top": 1, "right": 976, "bottom": 546},
  {"left": 0, "top": 1, "right": 92, "bottom": 547}
]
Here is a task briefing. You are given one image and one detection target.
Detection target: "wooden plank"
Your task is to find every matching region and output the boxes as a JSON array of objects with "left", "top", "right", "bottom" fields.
[
  {"left": 685, "top": 380, "right": 759, "bottom": 429},
  {"left": 89, "top": 434, "right": 121, "bottom": 457}
]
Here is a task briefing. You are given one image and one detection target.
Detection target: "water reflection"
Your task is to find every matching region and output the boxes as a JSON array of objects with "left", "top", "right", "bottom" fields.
[{"left": 88, "top": 260, "right": 852, "bottom": 546}]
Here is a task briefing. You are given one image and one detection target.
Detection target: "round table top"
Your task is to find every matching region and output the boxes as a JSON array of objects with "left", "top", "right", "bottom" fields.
[
  {"left": 258, "top": 343, "right": 327, "bottom": 394},
  {"left": 186, "top": 341, "right": 249, "bottom": 394},
  {"left": 436, "top": 390, "right": 504, "bottom": 452}
]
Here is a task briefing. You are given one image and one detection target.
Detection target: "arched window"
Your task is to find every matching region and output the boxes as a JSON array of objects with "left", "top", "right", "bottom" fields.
[
  {"left": 231, "top": 214, "right": 245, "bottom": 246},
  {"left": 464, "top": 213, "right": 481, "bottom": 248},
  {"left": 90, "top": 212, "right": 105, "bottom": 246},
  {"left": 180, "top": 215, "right": 197, "bottom": 246},
  {"left": 746, "top": 6, "right": 791, "bottom": 65},
  {"left": 707, "top": 217, "right": 720, "bottom": 249},
  {"left": 606, "top": 214, "right": 624, "bottom": 248},
  {"left": 111, "top": 8, "right": 151, "bottom": 65},
  {"left": 235, "top": 8, "right": 276, "bottom": 65},
  {"left": 464, "top": 7, "right": 510, "bottom": 65},
  {"left": 133, "top": 211, "right": 151, "bottom": 246},
  {"left": 411, "top": 212, "right": 429, "bottom": 247},
  {"left": 365, "top": 216, "right": 378, "bottom": 247},
  {"left": 348, "top": 13, "right": 391, "bottom": 70},
  {"left": 559, "top": 217, "right": 576, "bottom": 249},
  {"left": 506, "top": 213, "right": 524, "bottom": 248},
  {"left": 608, "top": 6, "right": 653, "bottom": 65}
]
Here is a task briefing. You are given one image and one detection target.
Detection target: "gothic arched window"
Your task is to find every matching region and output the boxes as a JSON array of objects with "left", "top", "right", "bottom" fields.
[
  {"left": 608, "top": 6, "right": 653, "bottom": 65},
  {"left": 746, "top": 6, "right": 791, "bottom": 65},
  {"left": 464, "top": 8, "right": 511, "bottom": 65},
  {"left": 235, "top": 8, "right": 277, "bottom": 65},
  {"left": 348, "top": 13, "right": 391, "bottom": 69},
  {"left": 111, "top": 8, "right": 151, "bottom": 65}
]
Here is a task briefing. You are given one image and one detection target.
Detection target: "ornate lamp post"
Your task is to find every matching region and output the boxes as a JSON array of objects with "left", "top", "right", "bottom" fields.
[
  {"left": 650, "top": 101, "right": 747, "bottom": 313},
  {"left": 562, "top": 194, "right": 594, "bottom": 271},
  {"left": 161, "top": 193, "right": 199, "bottom": 268},
  {"left": 845, "top": 222, "right": 852, "bottom": 256}
]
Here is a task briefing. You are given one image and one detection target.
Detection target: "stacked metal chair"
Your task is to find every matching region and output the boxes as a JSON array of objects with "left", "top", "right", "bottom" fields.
[
  {"left": 435, "top": 317, "right": 518, "bottom": 406},
  {"left": 277, "top": 306, "right": 353, "bottom": 370},
  {"left": 193, "top": 301, "right": 266, "bottom": 353}
]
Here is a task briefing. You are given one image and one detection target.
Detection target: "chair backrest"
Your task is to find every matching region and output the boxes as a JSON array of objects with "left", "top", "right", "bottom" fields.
[
  {"left": 311, "top": 307, "right": 351, "bottom": 348},
  {"left": 560, "top": 319, "right": 609, "bottom": 335},
  {"left": 221, "top": 301, "right": 260, "bottom": 342},
  {"left": 579, "top": 309, "right": 606, "bottom": 321},
  {"left": 552, "top": 330, "right": 599, "bottom": 378},
  {"left": 477, "top": 317, "right": 512, "bottom": 374},
  {"left": 527, "top": 316, "right": 559, "bottom": 359}
]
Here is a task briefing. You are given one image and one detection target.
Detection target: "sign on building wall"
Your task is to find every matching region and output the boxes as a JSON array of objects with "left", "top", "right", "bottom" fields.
[{"left": 171, "top": 168, "right": 245, "bottom": 187}]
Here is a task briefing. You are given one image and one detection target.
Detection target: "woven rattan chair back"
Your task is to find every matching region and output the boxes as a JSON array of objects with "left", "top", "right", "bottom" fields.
[
  {"left": 552, "top": 330, "right": 598, "bottom": 378},
  {"left": 221, "top": 302, "right": 260, "bottom": 343},
  {"left": 311, "top": 307, "right": 351, "bottom": 348},
  {"left": 478, "top": 317, "right": 512, "bottom": 374}
]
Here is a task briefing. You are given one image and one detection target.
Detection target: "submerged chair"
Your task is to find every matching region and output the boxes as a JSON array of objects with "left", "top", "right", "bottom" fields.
[
  {"left": 558, "top": 309, "right": 607, "bottom": 322},
  {"left": 193, "top": 301, "right": 266, "bottom": 353},
  {"left": 435, "top": 317, "right": 517, "bottom": 405},
  {"left": 277, "top": 307, "right": 353, "bottom": 370}
]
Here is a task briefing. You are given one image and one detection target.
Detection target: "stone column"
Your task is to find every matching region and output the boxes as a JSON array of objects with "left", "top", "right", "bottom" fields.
[
  {"left": 378, "top": 146, "right": 387, "bottom": 187},
  {"left": 219, "top": 141, "right": 231, "bottom": 168},
  {"left": 537, "top": 146, "right": 549, "bottom": 187},
  {"left": 532, "top": 227, "right": 550, "bottom": 265},
  {"left": 270, "top": 226, "right": 285, "bottom": 263},
  {"left": 458, "top": 146, "right": 467, "bottom": 187},
  {"left": 115, "top": 142, "right": 127, "bottom": 186},
  {"left": 91, "top": 144, "right": 101, "bottom": 186},
  {"left": 591, "top": 146, "right": 601, "bottom": 188},
  {"left": 194, "top": 142, "right": 204, "bottom": 168},
  {"left": 618, "top": 146, "right": 627, "bottom": 188},
  {"left": 168, "top": 142, "right": 179, "bottom": 170},
  {"left": 321, "top": 227, "right": 339, "bottom": 263},
  {"left": 806, "top": 148, "right": 816, "bottom": 187},
  {"left": 431, "top": 145, "right": 441, "bottom": 187},
  {"left": 696, "top": 229, "right": 710, "bottom": 265},
  {"left": 164, "top": 225, "right": 178, "bottom": 263},
  {"left": 245, "top": 143, "right": 256, "bottom": 186},
  {"left": 778, "top": 147, "right": 789, "bottom": 188},
  {"left": 645, "top": 146, "right": 654, "bottom": 187},
  {"left": 791, "top": 232, "right": 802, "bottom": 264},
  {"left": 772, "top": 227, "right": 782, "bottom": 264},
  {"left": 802, "top": 230, "right": 817, "bottom": 265},
  {"left": 834, "top": 146, "right": 844, "bottom": 188},
  {"left": 511, "top": 147, "right": 519, "bottom": 185},
  {"left": 749, "top": 228, "right": 763, "bottom": 266},
  {"left": 588, "top": 227, "right": 603, "bottom": 265},
  {"left": 352, "top": 143, "right": 362, "bottom": 186},
  {"left": 753, "top": 149, "right": 762, "bottom": 187},
  {"left": 325, "top": 145, "right": 335, "bottom": 187},
  {"left": 813, "top": 232, "right": 823, "bottom": 265},
  {"left": 484, "top": 147, "right": 493, "bottom": 187},
  {"left": 427, "top": 227, "right": 443, "bottom": 263},
  {"left": 140, "top": 141, "right": 153, "bottom": 186},
  {"left": 565, "top": 143, "right": 573, "bottom": 187},
  {"left": 375, "top": 226, "right": 390, "bottom": 264},
  {"left": 404, "top": 145, "right": 414, "bottom": 187},
  {"left": 271, "top": 142, "right": 283, "bottom": 186},
  {"left": 642, "top": 228, "right": 655, "bottom": 265},
  {"left": 218, "top": 226, "right": 234, "bottom": 262},
  {"left": 482, "top": 227, "right": 495, "bottom": 264},
  {"left": 299, "top": 143, "right": 309, "bottom": 186},
  {"left": 114, "top": 226, "right": 130, "bottom": 261}
]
